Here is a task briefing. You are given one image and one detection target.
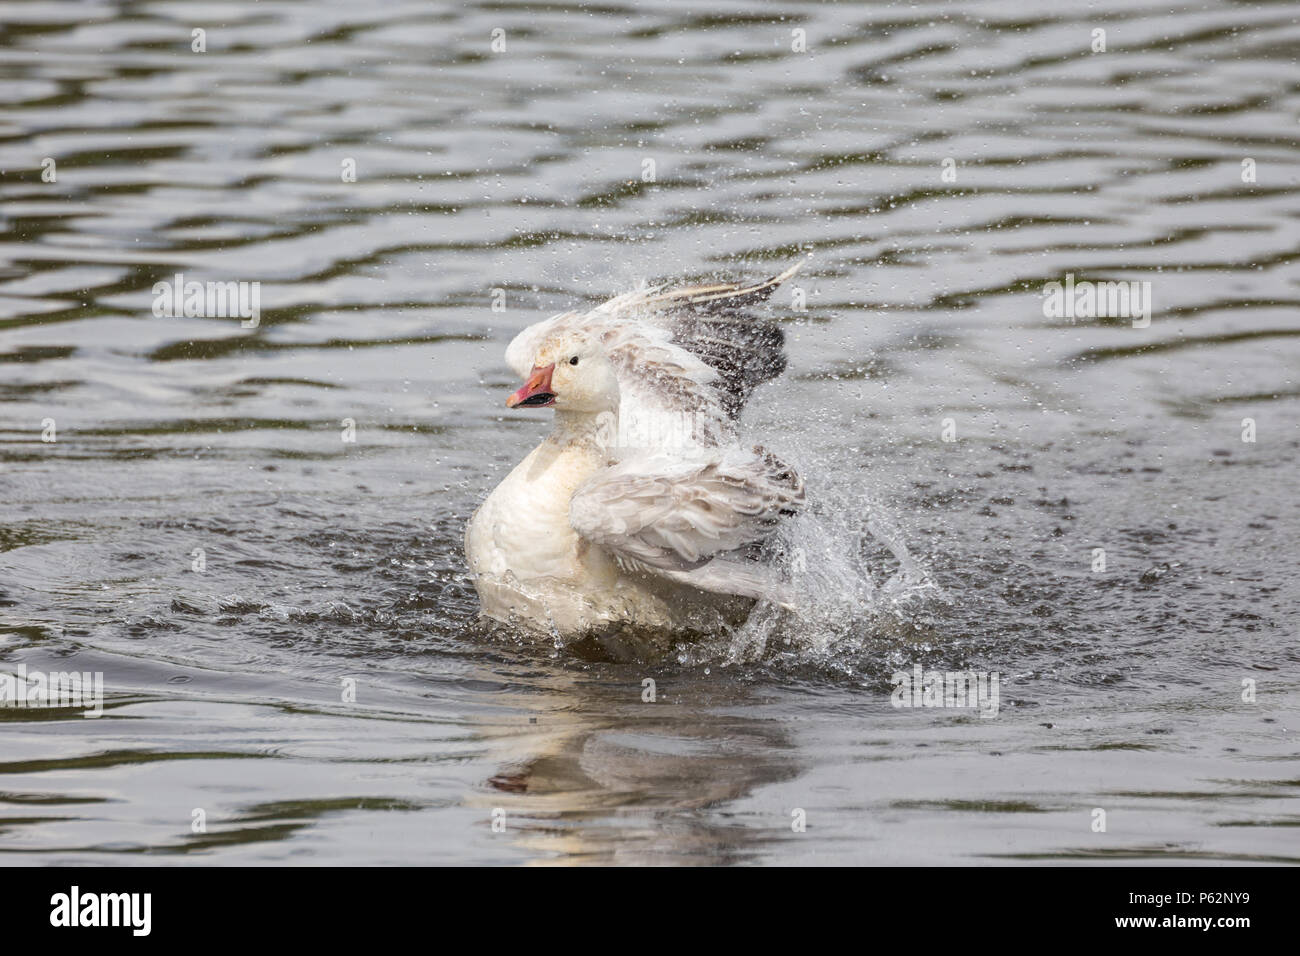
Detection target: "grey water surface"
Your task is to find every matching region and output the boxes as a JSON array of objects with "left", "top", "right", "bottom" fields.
[{"left": 1, "top": 0, "right": 1298, "bottom": 865}]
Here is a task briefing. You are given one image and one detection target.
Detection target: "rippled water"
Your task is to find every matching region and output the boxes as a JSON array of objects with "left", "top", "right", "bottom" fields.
[{"left": 1, "top": 0, "right": 1298, "bottom": 865}]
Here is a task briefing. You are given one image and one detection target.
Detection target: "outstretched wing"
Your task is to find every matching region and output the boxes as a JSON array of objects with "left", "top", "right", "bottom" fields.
[
  {"left": 568, "top": 446, "right": 804, "bottom": 603},
  {"left": 506, "top": 261, "right": 806, "bottom": 444},
  {"left": 594, "top": 259, "right": 804, "bottom": 420}
]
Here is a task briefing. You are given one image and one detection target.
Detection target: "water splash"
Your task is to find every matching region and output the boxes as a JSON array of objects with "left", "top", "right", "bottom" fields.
[{"left": 697, "top": 474, "right": 944, "bottom": 669}]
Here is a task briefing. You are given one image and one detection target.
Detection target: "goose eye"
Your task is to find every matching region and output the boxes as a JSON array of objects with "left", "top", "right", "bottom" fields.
[{"left": 569, "top": 356, "right": 579, "bottom": 366}]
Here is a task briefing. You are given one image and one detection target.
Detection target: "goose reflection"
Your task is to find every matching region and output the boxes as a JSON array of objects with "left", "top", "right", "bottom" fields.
[{"left": 463, "top": 643, "right": 802, "bottom": 865}]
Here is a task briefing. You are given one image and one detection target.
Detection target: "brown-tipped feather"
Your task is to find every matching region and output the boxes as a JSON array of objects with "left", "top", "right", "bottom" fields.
[
  {"left": 652, "top": 260, "right": 806, "bottom": 418},
  {"left": 644, "top": 259, "right": 805, "bottom": 312}
]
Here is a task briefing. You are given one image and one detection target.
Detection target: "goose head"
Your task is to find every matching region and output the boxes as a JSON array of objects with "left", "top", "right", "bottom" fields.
[{"left": 507, "top": 332, "right": 620, "bottom": 415}]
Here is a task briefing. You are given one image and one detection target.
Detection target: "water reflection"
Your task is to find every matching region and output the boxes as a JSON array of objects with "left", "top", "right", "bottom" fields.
[{"left": 465, "top": 669, "right": 798, "bottom": 864}]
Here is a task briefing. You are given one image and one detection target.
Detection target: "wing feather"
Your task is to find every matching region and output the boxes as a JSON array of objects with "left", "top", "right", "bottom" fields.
[{"left": 568, "top": 447, "right": 804, "bottom": 603}]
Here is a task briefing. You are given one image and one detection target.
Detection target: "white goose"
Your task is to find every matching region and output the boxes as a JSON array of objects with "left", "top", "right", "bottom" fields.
[{"left": 464, "top": 262, "right": 807, "bottom": 637}]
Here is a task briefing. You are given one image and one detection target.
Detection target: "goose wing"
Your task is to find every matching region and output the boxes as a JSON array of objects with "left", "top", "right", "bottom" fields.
[{"left": 568, "top": 445, "right": 804, "bottom": 603}]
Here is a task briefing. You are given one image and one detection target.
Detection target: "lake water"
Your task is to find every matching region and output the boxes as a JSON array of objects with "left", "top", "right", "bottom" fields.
[{"left": 1, "top": 0, "right": 1298, "bottom": 865}]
